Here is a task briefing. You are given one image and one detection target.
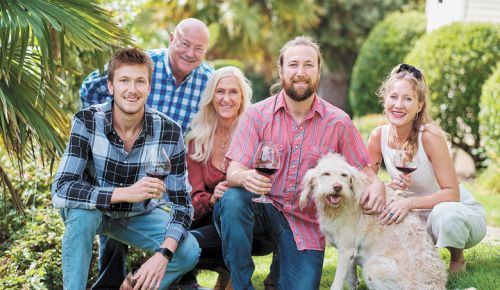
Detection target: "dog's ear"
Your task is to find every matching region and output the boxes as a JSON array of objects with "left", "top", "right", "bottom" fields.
[
  {"left": 299, "top": 169, "right": 317, "bottom": 209},
  {"left": 349, "top": 168, "right": 369, "bottom": 203}
]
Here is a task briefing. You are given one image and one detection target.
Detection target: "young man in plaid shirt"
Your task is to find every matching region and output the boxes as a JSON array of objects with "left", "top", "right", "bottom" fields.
[
  {"left": 79, "top": 18, "right": 214, "bottom": 289},
  {"left": 52, "top": 48, "right": 199, "bottom": 290}
]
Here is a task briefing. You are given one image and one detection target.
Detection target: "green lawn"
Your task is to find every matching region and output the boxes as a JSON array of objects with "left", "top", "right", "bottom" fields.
[
  {"left": 197, "top": 179, "right": 500, "bottom": 290},
  {"left": 198, "top": 244, "right": 500, "bottom": 290}
]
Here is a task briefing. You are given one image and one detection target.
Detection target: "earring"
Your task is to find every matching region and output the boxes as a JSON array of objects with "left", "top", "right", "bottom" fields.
[{"left": 415, "top": 111, "right": 419, "bottom": 121}]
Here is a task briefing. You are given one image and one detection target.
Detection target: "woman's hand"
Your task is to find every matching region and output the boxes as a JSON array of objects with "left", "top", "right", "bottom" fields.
[
  {"left": 388, "top": 174, "right": 411, "bottom": 191},
  {"left": 211, "top": 181, "right": 229, "bottom": 206},
  {"left": 379, "top": 197, "right": 414, "bottom": 225}
]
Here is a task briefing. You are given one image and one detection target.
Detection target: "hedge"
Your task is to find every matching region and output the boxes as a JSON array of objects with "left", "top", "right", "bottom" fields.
[
  {"left": 479, "top": 62, "right": 500, "bottom": 162},
  {"left": 349, "top": 11, "right": 426, "bottom": 116},
  {"left": 405, "top": 23, "right": 500, "bottom": 167}
]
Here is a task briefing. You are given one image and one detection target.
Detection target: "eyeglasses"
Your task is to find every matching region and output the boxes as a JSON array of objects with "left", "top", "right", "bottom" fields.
[
  {"left": 174, "top": 33, "right": 207, "bottom": 56},
  {"left": 396, "top": 63, "right": 423, "bottom": 80}
]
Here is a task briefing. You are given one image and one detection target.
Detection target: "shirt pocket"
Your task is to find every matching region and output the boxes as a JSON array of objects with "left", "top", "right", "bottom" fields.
[{"left": 306, "top": 146, "right": 333, "bottom": 169}]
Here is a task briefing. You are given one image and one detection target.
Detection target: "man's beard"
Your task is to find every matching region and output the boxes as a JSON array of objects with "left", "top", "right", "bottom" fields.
[{"left": 281, "top": 77, "right": 318, "bottom": 102}]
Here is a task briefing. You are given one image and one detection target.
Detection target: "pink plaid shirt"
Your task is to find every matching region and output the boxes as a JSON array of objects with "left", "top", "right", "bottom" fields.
[{"left": 227, "top": 91, "right": 371, "bottom": 250}]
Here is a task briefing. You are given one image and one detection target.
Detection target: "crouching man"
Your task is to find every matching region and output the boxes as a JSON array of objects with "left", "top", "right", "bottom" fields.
[{"left": 51, "top": 47, "right": 199, "bottom": 290}]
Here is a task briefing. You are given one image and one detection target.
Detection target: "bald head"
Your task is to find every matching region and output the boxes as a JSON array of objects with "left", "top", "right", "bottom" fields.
[
  {"left": 175, "top": 18, "right": 210, "bottom": 45},
  {"left": 169, "top": 18, "right": 210, "bottom": 83}
]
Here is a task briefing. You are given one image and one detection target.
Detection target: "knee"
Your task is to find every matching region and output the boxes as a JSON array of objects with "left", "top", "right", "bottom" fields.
[
  {"left": 219, "top": 187, "right": 251, "bottom": 218},
  {"left": 62, "top": 208, "right": 101, "bottom": 237},
  {"left": 174, "top": 233, "right": 201, "bottom": 270},
  {"left": 431, "top": 202, "right": 464, "bottom": 226}
]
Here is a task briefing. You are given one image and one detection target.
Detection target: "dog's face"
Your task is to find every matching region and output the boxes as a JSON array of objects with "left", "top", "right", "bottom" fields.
[{"left": 300, "top": 153, "right": 366, "bottom": 211}]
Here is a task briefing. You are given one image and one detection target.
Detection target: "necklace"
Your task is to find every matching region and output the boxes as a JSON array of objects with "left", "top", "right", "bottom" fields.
[
  {"left": 216, "top": 127, "right": 231, "bottom": 149},
  {"left": 220, "top": 133, "right": 230, "bottom": 148},
  {"left": 117, "top": 123, "right": 143, "bottom": 143},
  {"left": 391, "top": 126, "right": 409, "bottom": 150}
]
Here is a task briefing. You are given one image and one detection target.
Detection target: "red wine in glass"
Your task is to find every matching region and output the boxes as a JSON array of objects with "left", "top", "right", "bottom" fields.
[
  {"left": 255, "top": 167, "right": 278, "bottom": 175},
  {"left": 394, "top": 149, "right": 418, "bottom": 194},
  {"left": 252, "top": 142, "right": 280, "bottom": 203},
  {"left": 145, "top": 147, "right": 171, "bottom": 206},
  {"left": 394, "top": 166, "right": 417, "bottom": 174}
]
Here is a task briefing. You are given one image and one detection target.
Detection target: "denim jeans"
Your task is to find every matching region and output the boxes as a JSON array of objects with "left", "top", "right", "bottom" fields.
[
  {"left": 214, "top": 188, "right": 324, "bottom": 290},
  {"left": 60, "top": 208, "right": 200, "bottom": 290},
  {"left": 92, "top": 236, "right": 128, "bottom": 289}
]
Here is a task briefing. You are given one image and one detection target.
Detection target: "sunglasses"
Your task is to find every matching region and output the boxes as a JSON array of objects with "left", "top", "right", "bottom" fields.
[{"left": 396, "top": 63, "right": 423, "bottom": 80}]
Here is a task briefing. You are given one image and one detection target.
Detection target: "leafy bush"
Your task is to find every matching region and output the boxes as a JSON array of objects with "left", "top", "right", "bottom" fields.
[
  {"left": 0, "top": 208, "right": 64, "bottom": 289},
  {"left": 476, "top": 160, "right": 500, "bottom": 195},
  {"left": 479, "top": 63, "right": 500, "bottom": 163},
  {"left": 405, "top": 23, "right": 500, "bottom": 167},
  {"left": 353, "top": 114, "right": 388, "bottom": 143},
  {"left": 349, "top": 11, "right": 426, "bottom": 117}
]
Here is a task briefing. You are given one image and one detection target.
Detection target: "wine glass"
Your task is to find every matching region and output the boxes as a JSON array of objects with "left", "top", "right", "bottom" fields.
[
  {"left": 394, "top": 149, "right": 418, "bottom": 195},
  {"left": 145, "top": 147, "right": 171, "bottom": 209},
  {"left": 252, "top": 142, "right": 280, "bottom": 203}
]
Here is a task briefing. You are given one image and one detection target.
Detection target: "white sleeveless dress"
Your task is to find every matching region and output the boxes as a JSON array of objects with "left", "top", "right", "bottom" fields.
[{"left": 380, "top": 125, "right": 486, "bottom": 249}]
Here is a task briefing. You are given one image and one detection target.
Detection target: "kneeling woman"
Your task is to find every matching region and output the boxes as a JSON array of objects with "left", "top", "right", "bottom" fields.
[{"left": 368, "top": 63, "right": 487, "bottom": 273}]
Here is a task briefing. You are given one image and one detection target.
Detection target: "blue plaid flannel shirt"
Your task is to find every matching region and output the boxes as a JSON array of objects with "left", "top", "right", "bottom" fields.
[
  {"left": 51, "top": 101, "right": 193, "bottom": 242},
  {"left": 79, "top": 48, "right": 213, "bottom": 133}
]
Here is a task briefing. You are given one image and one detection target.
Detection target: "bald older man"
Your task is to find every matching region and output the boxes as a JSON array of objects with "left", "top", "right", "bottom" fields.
[{"left": 79, "top": 18, "right": 213, "bottom": 289}]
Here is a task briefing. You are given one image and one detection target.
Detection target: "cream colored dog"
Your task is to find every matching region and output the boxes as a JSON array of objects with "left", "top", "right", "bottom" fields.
[{"left": 299, "top": 153, "right": 447, "bottom": 290}]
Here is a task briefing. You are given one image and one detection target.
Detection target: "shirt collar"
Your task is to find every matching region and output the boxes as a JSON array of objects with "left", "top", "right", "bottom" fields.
[
  {"left": 274, "top": 90, "right": 326, "bottom": 120},
  {"left": 103, "top": 100, "right": 154, "bottom": 137}
]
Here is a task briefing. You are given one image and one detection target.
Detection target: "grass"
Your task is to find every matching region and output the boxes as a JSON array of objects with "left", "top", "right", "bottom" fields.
[
  {"left": 198, "top": 244, "right": 500, "bottom": 290},
  {"left": 196, "top": 176, "right": 500, "bottom": 290}
]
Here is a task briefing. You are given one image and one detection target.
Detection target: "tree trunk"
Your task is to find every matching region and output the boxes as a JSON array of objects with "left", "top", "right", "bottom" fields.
[{"left": 318, "top": 71, "right": 350, "bottom": 114}]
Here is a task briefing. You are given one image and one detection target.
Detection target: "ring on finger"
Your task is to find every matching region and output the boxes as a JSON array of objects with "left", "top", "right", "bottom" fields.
[{"left": 389, "top": 212, "right": 395, "bottom": 217}]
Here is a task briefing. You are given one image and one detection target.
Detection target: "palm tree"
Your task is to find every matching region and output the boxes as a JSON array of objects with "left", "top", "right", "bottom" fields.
[{"left": 0, "top": 0, "right": 132, "bottom": 213}]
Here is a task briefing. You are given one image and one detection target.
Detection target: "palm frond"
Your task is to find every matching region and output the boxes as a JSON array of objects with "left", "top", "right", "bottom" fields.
[{"left": 0, "top": 0, "right": 133, "bottom": 213}]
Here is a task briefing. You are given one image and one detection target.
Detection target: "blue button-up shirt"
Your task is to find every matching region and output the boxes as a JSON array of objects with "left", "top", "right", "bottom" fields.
[
  {"left": 51, "top": 101, "right": 193, "bottom": 242},
  {"left": 79, "top": 48, "right": 213, "bottom": 133}
]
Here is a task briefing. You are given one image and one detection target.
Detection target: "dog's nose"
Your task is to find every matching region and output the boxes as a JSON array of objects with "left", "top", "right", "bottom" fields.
[{"left": 333, "top": 183, "right": 342, "bottom": 193}]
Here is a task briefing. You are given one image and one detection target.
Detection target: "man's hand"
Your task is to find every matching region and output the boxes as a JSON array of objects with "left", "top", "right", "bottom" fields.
[
  {"left": 121, "top": 253, "right": 168, "bottom": 290},
  {"left": 111, "top": 177, "right": 166, "bottom": 203},
  {"left": 241, "top": 169, "right": 272, "bottom": 196},
  {"left": 360, "top": 178, "right": 386, "bottom": 214}
]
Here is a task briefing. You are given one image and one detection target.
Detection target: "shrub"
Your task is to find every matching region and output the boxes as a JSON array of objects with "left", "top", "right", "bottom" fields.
[
  {"left": 405, "top": 23, "right": 500, "bottom": 167},
  {"left": 479, "top": 63, "right": 500, "bottom": 163},
  {"left": 0, "top": 208, "right": 65, "bottom": 289},
  {"left": 349, "top": 11, "right": 426, "bottom": 117},
  {"left": 353, "top": 114, "right": 387, "bottom": 143}
]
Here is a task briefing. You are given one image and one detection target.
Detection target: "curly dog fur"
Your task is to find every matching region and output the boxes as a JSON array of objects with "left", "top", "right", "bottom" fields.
[{"left": 300, "top": 153, "right": 447, "bottom": 290}]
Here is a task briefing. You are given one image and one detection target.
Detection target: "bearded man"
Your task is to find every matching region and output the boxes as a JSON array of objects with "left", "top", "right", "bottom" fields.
[{"left": 214, "top": 36, "right": 386, "bottom": 290}]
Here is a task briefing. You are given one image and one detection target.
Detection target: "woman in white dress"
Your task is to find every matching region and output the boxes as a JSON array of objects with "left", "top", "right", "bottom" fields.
[{"left": 367, "top": 63, "right": 487, "bottom": 273}]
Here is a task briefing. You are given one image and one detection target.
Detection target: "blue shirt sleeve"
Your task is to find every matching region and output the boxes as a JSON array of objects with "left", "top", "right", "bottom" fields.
[
  {"left": 51, "top": 114, "right": 114, "bottom": 210},
  {"left": 80, "top": 69, "right": 113, "bottom": 109}
]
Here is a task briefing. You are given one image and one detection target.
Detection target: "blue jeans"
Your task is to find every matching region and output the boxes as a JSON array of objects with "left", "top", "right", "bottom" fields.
[
  {"left": 92, "top": 236, "right": 128, "bottom": 289},
  {"left": 60, "top": 208, "right": 200, "bottom": 290},
  {"left": 214, "top": 188, "right": 324, "bottom": 290}
]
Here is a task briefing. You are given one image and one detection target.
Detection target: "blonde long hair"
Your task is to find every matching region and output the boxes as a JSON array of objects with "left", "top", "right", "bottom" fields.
[
  {"left": 378, "top": 64, "right": 433, "bottom": 161},
  {"left": 185, "top": 66, "right": 252, "bottom": 163}
]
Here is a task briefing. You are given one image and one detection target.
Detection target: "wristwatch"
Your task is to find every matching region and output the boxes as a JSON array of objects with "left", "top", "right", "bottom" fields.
[{"left": 155, "top": 247, "right": 174, "bottom": 262}]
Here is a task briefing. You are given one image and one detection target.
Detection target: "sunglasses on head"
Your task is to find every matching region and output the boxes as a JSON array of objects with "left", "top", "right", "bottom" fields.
[{"left": 396, "top": 63, "right": 423, "bottom": 80}]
